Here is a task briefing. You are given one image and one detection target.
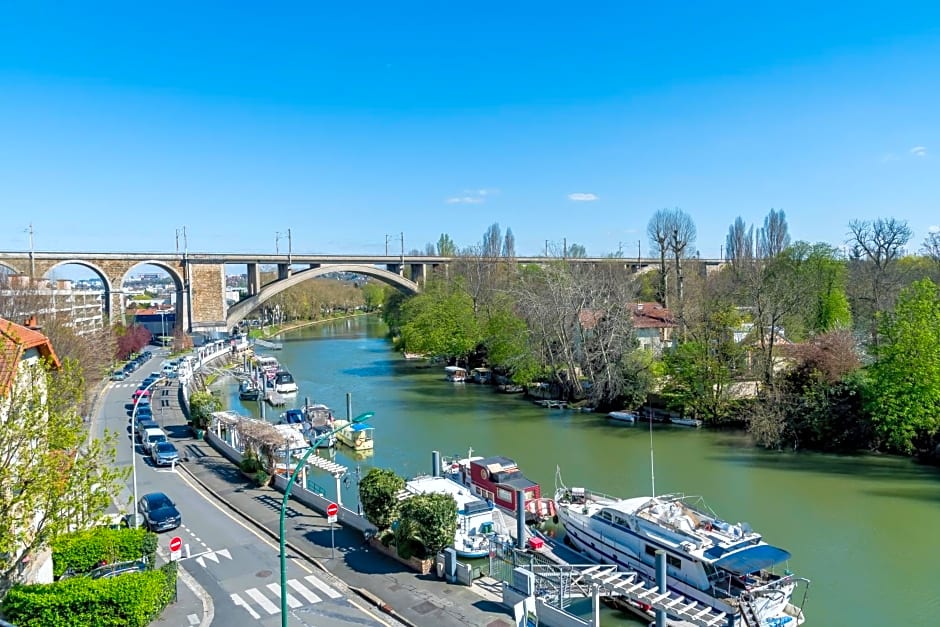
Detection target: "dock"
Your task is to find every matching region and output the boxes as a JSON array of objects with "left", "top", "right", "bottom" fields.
[
  {"left": 253, "top": 338, "right": 283, "bottom": 350},
  {"left": 265, "top": 391, "right": 287, "bottom": 407}
]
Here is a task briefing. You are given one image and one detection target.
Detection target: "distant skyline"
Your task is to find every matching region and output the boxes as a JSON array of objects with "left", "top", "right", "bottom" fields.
[{"left": 2, "top": 2, "right": 939, "bottom": 263}]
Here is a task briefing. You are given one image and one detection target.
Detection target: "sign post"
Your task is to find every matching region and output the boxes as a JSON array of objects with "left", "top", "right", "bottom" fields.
[
  {"left": 169, "top": 536, "right": 182, "bottom": 562},
  {"left": 326, "top": 502, "right": 338, "bottom": 560}
]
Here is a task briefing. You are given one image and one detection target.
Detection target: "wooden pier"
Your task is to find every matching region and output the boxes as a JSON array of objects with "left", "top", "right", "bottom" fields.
[{"left": 265, "top": 391, "right": 287, "bottom": 407}]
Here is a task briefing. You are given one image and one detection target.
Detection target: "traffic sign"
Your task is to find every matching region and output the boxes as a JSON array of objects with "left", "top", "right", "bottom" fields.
[
  {"left": 326, "top": 502, "right": 339, "bottom": 523},
  {"left": 169, "top": 536, "right": 182, "bottom": 561}
]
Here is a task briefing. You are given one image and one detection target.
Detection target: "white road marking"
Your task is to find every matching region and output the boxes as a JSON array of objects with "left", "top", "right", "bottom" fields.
[
  {"left": 215, "top": 548, "right": 232, "bottom": 559},
  {"left": 245, "top": 587, "right": 279, "bottom": 614},
  {"left": 195, "top": 556, "right": 205, "bottom": 568},
  {"left": 231, "top": 593, "right": 261, "bottom": 619},
  {"left": 266, "top": 583, "right": 302, "bottom": 608},
  {"left": 287, "top": 579, "right": 321, "bottom": 604},
  {"left": 187, "top": 613, "right": 200, "bottom": 625},
  {"left": 304, "top": 574, "right": 342, "bottom": 599},
  {"left": 203, "top": 551, "right": 219, "bottom": 563}
]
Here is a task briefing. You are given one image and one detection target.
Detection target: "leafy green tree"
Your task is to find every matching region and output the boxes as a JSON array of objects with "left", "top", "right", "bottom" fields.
[
  {"left": 360, "top": 282, "right": 387, "bottom": 311},
  {"left": 398, "top": 492, "right": 457, "bottom": 557},
  {"left": 864, "top": 278, "right": 940, "bottom": 453},
  {"left": 188, "top": 390, "right": 221, "bottom": 431},
  {"left": 359, "top": 468, "right": 405, "bottom": 530},
  {"left": 399, "top": 281, "right": 481, "bottom": 363},
  {"left": 0, "top": 358, "right": 127, "bottom": 591},
  {"left": 481, "top": 299, "right": 539, "bottom": 383},
  {"left": 437, "top": 233, "right": 457, "bottom": 256}
]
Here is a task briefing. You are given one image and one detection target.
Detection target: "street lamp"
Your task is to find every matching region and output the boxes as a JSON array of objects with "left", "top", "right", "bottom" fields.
[
  {"left": 130, "top": 375, "right": 166, "bottom": 527},
  {"left": 279, "top": 411, "right": 374, "bottom": 626}
]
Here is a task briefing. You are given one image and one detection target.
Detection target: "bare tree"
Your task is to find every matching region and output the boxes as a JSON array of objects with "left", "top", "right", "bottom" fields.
[
  {"left": 502, "top": 228, "right": 516, "bottom": 259},
  {"left": 846, "top": 218, "right": 912, "bottom": 345},
  {"left": 922, "top": 231, "right": 940, "bottom": 276},
  {"left": 757, "top": 209, "right": 791, "bottom": 258},
  {"left": 725, "top": 216, "right": 754, "bottom": 267},
  {"left": 647, "top": 209, "right": 671, "bottom": 307},
  {"left": 482, "top": 223, "right": 502, "bottom": 259},
  {"left": 667, "top": 209, "right": 697, "bottom": 330}
]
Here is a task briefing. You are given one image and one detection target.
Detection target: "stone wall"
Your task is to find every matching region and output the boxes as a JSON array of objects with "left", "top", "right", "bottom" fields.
[{"left": 188, "top": 263, "right": 226, "bottom": 329}]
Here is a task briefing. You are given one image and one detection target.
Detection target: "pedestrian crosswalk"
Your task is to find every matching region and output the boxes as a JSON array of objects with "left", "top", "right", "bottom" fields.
[{"left": 230, "top": 575, "right": 342, "bottom": 617}]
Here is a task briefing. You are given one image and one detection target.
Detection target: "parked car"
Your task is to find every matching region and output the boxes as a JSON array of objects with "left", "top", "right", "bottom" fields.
[
  {"left": 136, "top": 492, "right": 181, "bottom": 532},
  {"left": 132, "top": 388, "right": 151, "bottom": 401},
  {"left": 110, "top": 370, "right": 127, "bottom": 381},
  {"left": 134, "top": 406, "right": 153, "bottom": 420},
  {"left": 151, "top": 441, "right": 180, "bottom": 467},
  {"left": 141, "top": 427, "right": 167, "bottom": 454},
  {"left": 88, "top": 558, "right": 149, "bottom": 579}
]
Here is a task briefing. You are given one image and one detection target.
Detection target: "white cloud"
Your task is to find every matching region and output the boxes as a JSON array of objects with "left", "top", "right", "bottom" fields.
[
  {"left": 568, "top": 192, "right": 599, "bottom": 202},
  {"left": 446, "top": 188, "right": 497, "bottom": 204},
  {"left": 911, "top": 146, "right": 928, "bottom": 157}
]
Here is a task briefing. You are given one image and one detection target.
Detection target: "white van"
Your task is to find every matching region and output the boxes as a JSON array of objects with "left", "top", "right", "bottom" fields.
[{"left": 141, "top": 428, "right": 167, "bottom": 454}]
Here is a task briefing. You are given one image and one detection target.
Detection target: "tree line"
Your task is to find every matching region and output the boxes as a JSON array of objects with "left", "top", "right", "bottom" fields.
[{"left": 384, "top": 217, "right": 940, "bottom": 460}]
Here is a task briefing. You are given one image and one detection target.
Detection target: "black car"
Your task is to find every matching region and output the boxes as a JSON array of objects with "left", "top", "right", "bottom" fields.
[
  {"left": 135, "top": 418, "right": 159, "bottom": 439},
  {"left": 136, "top": 492, "right": 181, "bottom": 532},
  {"left": 88, "top": 559, "right": 149, "bottom": 579}
]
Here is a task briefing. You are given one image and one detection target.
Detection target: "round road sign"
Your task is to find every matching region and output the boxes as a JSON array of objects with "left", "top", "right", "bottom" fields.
[
  {"left": 326, "top": 502, "right": 339, "bottom": 517},
  {"left": 169, "top": 536, "right": 182, "bottom": 553}
]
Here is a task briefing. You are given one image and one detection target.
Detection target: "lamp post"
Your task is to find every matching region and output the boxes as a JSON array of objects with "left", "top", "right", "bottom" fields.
[
  {"left": 130, "top": 375, "right": 166, "bottom": 527},
  {"left": 159, "top": 309, "right": 167, "bottom": 346},
  {"left": 279, "top": 411, "right": 374, "bottom": 626}
]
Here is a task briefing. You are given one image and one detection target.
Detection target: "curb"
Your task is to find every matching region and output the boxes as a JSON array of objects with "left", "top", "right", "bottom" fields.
[{"left": 177, "top": 459, "right": 415, "bottom": 627}]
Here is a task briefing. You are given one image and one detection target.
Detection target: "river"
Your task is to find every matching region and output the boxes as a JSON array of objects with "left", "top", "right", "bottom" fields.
[{"left": 218, "top": 314, "right": 940, "bottom": 626}]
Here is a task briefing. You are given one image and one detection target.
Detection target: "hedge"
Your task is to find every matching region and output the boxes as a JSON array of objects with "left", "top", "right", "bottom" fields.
[
  {"left": 51, "top": 527, "right": 157, "bottom": 579},
  {"left": 1, "top": 567, "right": 174, "bottom": 627}
]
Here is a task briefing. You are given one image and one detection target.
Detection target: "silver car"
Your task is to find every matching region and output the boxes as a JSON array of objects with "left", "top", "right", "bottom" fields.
[{"left": 150, "top": 441, "right": 179, "bottom": 467}]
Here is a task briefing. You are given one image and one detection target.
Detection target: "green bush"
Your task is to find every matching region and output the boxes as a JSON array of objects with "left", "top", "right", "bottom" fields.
[
  {"left": 1, "top": 569, "right": 172, "bottom": 627},
  {"left": 52, "top": 527, "right": 155, "bottom": 578},
  {"left": 239, "top": 456, "right": 261, "bottom": 474},
  {"left": 254, "top": 470, "right": 271, "bottom": 486}
]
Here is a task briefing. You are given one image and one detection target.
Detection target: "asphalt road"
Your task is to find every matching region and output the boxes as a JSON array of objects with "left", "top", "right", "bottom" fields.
[{"left": 93, "top": 350, "right": 393, "bottom": 627}]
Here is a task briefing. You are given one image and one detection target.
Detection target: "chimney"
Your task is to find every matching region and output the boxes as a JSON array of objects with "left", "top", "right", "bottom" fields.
[
  {"left": 636, "top": 303, "right": 644, "bottom": 311},
  {"left": 24, "top": 315, "right": 40, "bottom": 330}
]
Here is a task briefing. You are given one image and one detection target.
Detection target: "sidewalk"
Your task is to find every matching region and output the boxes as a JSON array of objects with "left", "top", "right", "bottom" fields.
[{"left": 163, "top": 384, "right": 514, "bottom": 627}]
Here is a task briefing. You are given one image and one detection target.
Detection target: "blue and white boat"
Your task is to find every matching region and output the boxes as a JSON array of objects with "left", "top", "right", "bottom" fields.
[
  {"left": 554, "top": 473, "right": 809, "bottom": 626},
  {"left": 402, "top": 475, "right": 498, "bottom": 558}
]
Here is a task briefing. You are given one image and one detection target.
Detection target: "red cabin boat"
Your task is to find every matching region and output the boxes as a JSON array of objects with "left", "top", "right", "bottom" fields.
[{"left": 444, "top": 452, "right": 553, "bottom": 521}]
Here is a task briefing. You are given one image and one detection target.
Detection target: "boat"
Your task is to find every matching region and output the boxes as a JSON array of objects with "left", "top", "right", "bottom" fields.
[
  {"left": 607, "top": 410, "right": 637, "bottom": 423},
  {"left": 470, "top": 367, "right": 492, "bottom": 384},
  {"left": 553, "top": 474, "right": 809, "bottom": 626},
  {"left": 670, "top": 416, "right": 703, "bottom": 428},
  {"left": 238, "top": 379, "right": 262, "bottom": 401},
  {"left": 274, "top": 369, "right": 298, "bottom": 394},
  {"left": 400, "top": 475, "right": 500, "bottom": 558},
  {"left": 403, "top": 351, "right": 427, "bottom": 360},
  {"left": 279, "top": 408, "right": 335, "bottom": 448},
  {"left": 333, "top": 419, "right": 375, "bottom": 451},
  {"left": 256, "top": 355, "right": 280, "bottom": 382},
  {"left": 441, "top": 450, "right": 552, "bottom": 523},
  {"left": 497, "top": 384, "right": 524, "bottom": 394},
  {"left": 444, "top": 365, "right": 468, "bottom": 382}
]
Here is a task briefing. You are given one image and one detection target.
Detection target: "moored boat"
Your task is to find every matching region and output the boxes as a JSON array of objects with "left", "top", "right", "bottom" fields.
[
  {"left": 401, "top": 475, "right": 500, "bottom": 558},
  {"left": 444, "top": 365, "right": 468, "bottom": 382},
  {"left": 670, "top": 416, "right": 703, "bottom": 427},
  {"left": 274, "top": 369, "right": 298, "bottom": 394},
  {"left": 553, "top": 473, "right": 809, "bottom": 626},
  {"left": 607, "top": 410, "right": 637, "bottom": 423},
  {"left": 333, "top": 419, "right": 375, "bottom": 451},
  {"left": 238, "top": 379, "right": 262, "bottom": 401},
  {"left": 441, "top": 450, "right": 550, "bottom": 522}
]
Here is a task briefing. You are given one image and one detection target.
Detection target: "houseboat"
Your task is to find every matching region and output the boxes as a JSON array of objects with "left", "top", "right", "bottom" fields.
[
  {"left": 274, "top": 369, "right": 298, "bottom": 394},
  {"left": 444, "top": 366, "right": 468, "bottom": 383},
  {"left": 333, "top": 419, "right": 375, "bottom": 451},
  {"left": 441, "top": 450, "right": 552, "bottom": 522},
  {"left": 256, "top": 355, "right": 280, "bottom": 382},
  {"left": 279, "top": 408, "right": 335, "bottom": 448},
  {"left": 401, "top": 475, "right": 499, "bottom": 558},
  {"left": 470, "top": 367, "right": 492, "bottom": 384},
  {"left": 554, "top": 474, "right": 809, "bottom": 626}
]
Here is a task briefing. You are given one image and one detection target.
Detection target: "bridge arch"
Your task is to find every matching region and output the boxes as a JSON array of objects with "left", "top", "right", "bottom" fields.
[{"left": 226, "top": 264, "right": 419, "bottom": 328}]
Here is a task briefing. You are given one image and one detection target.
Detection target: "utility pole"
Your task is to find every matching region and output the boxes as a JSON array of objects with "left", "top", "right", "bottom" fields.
[
  {"left": 175, "top": 229, "right": 180, "bottom": 255},
  {"left": 545, "top": 239, "right": 549, "bottom": 256},
  {"left": 385, "top": 234, "right": 390, "bottom": 256},
  {"left": 275, "top": 232, "right": 280, "bottom": 255},
  {"left": 638, "top": 239, "right": 641, "bottom": 263},
  {"left": 563, "top": 237, "right": 567, "bottom": 259},
  {"left": 27, "top": 223, "right": 35, "bottom": 279},
  {"left": 287, "top": 228, "right": 292, "bottom": 266}
]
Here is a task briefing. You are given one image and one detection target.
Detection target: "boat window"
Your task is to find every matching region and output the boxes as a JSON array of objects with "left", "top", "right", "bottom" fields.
[
  {"left": 600, "top": 511, "right": 612, "bottom": 521},
  {"left": 497, "top": 488, "right": 512, "bottom": 502},
  {"left": 667, "top": 555, "right": 681, "bottom": 569},
  {"left": 615, "top": 515, "right": 627, "bottom": 526}
]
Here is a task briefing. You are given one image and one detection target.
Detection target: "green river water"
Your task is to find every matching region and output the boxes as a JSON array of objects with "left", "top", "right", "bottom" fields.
[{"left": 219, "top": 315, "right": 940, "bottom": 626}]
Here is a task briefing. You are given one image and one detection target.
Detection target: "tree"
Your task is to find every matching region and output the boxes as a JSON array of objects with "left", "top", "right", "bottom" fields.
[
  {"left": 481, "top": 298, "right": 540, "bottom": 384},
  {"left": 359, "top": 468, "right": 405, "bottom": 530},
  {"left": 0, "top": 358, "right": 126, "bottom": 591},
  {"left": 647, "top": 209, "right": 671, "bottom": 306},
  {"left": 482, "top": 223, "right": 502, "bottom": 258},
  {"left": 397, "top": 492, "right": 457, "bottom": 557},
  {"left": 566, "top": 243, "right": 587, "bottom": 258},
  {"left": 846, "top": 217, "right": 913, "bottom": 345},
  {"left": 399, "top": 281, "right": 481, "bottom": 364},
  {"left": 725, "top": 216, "right": 754, "bottom": 267},
  {"left": 667, "top": 208, "right": 697, "bottom": 318},
  {"left": 921, "top": 230, "right": 940, "bottom": 277},
  {"left": 502, "top": 228, "right": 516, "bottom": 259},
  {"left": 188, "top": 390, "right": 221, "bottom": 431},
  {"left": 757, "top": 209, "right": 791, "bottom": 258},
  {"left": 437, "top": 233, "right": 457, "bottom": 257},
  {"left": 864, "top": 278, "right": 940, "bottom": 454}
]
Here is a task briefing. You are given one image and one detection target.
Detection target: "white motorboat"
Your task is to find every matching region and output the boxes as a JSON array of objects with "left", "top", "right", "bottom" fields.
[
  {"left": 607, "top": 410, "right": 637, "bottom": 423},
  {"left": 670, "top": 416, "right": 703, "bottom": 427},
  {"left": 274, "top": 369, "right": 298, "bottom": 394},
  {"left": 554, "top": 473, "right": 809, "bottom": 626},
  {"left": 401, "top": 475, "right": 499, "bottom": 558},
  {"left": 444, "top": 365, "right": 468, "bottom": 382}
]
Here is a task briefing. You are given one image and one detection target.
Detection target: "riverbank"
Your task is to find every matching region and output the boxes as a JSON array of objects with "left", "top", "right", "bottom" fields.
[{"left": 250, "top": 312, "right": 373, "bottom": 340}]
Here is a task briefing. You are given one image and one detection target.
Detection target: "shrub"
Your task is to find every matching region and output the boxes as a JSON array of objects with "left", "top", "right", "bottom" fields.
[
  {"left": 254, "top": 470, "right": 271, "bottom": 486},
  {"left": 52, "top": 527, "right": 155, "bottom": 579},
  {"left": 239, "top": 456, "right": 261, "bottom": 474},
  {"left": 359, "top": 468, "right": 405, "bottom": 530}
]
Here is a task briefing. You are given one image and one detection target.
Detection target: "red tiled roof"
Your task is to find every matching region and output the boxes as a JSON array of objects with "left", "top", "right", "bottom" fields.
[
  {"left": 0, "top": 317, "right": 61, "bottom": 395},
  {"left": 631, "top": 302, "right": 676, "bottom": 329}
]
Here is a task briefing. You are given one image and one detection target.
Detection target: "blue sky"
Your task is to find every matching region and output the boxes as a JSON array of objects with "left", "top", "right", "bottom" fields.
[{"left": 2, "top": 1, "right": 939, "bottom": 261}]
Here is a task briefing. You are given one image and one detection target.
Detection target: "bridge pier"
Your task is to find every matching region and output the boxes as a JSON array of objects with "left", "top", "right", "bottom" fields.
[
  {"left": 409, "top": 263, "right": 428, "bottom": 284},
  {"left": 277, "top": 263, "right": 291, "bottom": 280},
  {"left": 247, "top": 263, "right": 261, "bottom": 296},
  {"left": 385, "top": 263, "right": 402, "bottom": 275}
]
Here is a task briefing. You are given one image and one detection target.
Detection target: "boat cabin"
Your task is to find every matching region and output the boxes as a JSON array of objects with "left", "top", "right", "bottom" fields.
[
  {"left": 465, "top": 456, "right": 540, "bottom": 513},
  {"left": 445, "top": 366, "right": 468, "bottom": 382},
  {"left": 470, "top": 367, "right": 492, "bottom": 384}
]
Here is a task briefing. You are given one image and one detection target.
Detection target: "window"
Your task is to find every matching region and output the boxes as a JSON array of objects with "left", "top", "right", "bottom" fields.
[{"left": 645, "top": 545, "right": 681, "bottom": 569}]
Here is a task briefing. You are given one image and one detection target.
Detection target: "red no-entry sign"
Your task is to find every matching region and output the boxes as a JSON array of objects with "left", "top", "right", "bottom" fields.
[
  {"left": 169, "top": 536, "right": 182, "bottom": 553},
  {"left": 326, "top": 502, "right": 338, "bottom": 517}
]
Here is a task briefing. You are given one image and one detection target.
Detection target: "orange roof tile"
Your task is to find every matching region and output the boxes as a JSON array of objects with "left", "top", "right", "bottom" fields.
[{"left": 0, "top": 317, "right": 61, "bottom": 395}]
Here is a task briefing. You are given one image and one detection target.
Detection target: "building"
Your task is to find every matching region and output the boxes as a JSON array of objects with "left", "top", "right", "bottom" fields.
[
  {"left": 132, "top": 307, "right": 177, "bottom": 340},
  {"left": 0, "top": 316, "right": 61, "bottom": 585},
  {"left": 630, "top": 302, "right": 676, "bottom": 353},
  {"left": 1, "top": 276, "right": 105, "bottom": 335}
]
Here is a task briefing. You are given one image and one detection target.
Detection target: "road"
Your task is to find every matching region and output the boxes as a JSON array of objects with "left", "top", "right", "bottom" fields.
[{"left": 92, "top": 350, "right": 393, "bottom": 627}]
